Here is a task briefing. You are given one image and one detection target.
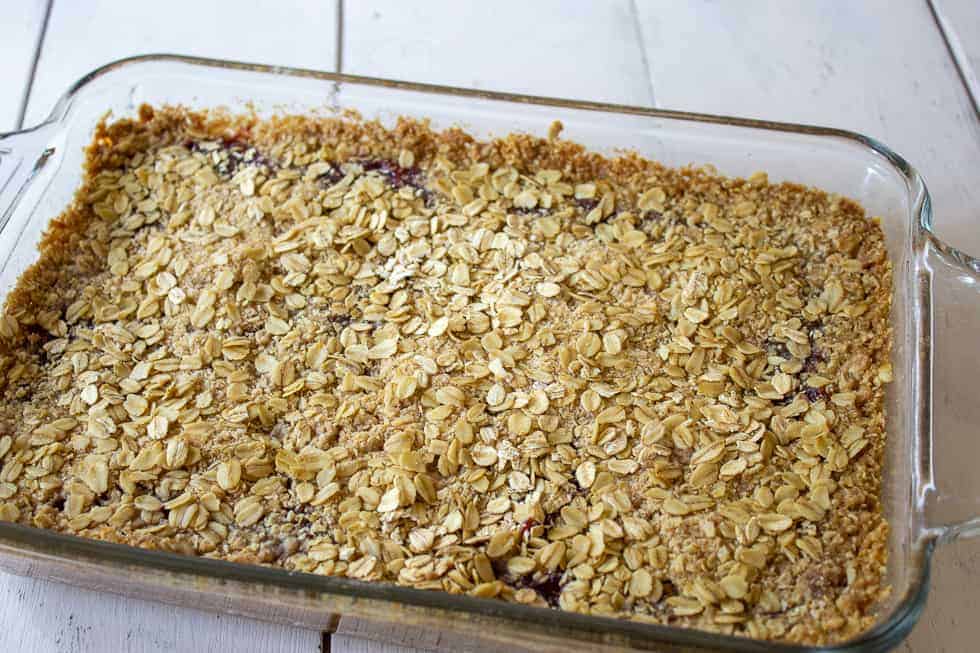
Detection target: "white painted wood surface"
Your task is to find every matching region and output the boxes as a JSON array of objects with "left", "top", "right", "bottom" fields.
[
  {"left": 0, "top": 573, "right": 321, "bottom": 653},
  {"left": 2, "top": 1, "right": 979, "bottom": 651},
  {"left": 342, "top": 0, "right": 653, "bottom": 106},
  {"left": 22, "top": 0, "right": 339, "bottom": 127}
]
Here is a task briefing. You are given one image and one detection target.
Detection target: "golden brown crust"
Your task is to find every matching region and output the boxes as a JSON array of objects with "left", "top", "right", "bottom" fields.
[{"left": 0, "top": 105, "right": 892, "bottom": 644}]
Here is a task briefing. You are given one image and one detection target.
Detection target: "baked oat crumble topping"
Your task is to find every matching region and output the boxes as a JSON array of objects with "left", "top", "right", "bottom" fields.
[{"left": 0, "top": 105, "right": 892, "bottom": 644}]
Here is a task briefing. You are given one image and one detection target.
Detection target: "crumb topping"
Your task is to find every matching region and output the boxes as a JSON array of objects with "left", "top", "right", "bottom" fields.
[{"left": 0, "top": 105, "right": 892, "bottom": 644}]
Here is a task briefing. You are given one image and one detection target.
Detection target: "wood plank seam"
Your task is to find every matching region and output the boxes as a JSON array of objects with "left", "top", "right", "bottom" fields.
[
  {"left": 927, "top": 0, "right": 980, "bottom": 118},
  {"left": 15, "top": 0, "right": 53, "bottom": 129},
  {"left": 336, "top": 0, "right": 345, "bottom": 73},
  {"left": 628, "top": 0, "right": 656, "bottom": 106}
]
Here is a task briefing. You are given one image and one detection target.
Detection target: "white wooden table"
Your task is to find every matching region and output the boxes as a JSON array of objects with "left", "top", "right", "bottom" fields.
[{"left": 1, "top": 1, "right": 978, "bottom": 651}]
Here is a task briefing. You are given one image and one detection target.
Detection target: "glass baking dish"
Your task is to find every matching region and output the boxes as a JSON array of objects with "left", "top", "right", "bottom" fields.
[{"left": 0, "top": 54, "right": 977, "bottom": 652}]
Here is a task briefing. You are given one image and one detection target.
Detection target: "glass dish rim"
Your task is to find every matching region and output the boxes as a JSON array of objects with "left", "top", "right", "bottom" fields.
[{"left": 0, "top": 53, "right": 950, "bottom": 652}]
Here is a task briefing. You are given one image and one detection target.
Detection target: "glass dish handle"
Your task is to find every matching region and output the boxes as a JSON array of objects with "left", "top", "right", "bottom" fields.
[
  {"left": 0, "top": 126, "right": 55, "bottom": 234},
  {"left": 922, "top": 234, "right": 980, "bottom": 543}
]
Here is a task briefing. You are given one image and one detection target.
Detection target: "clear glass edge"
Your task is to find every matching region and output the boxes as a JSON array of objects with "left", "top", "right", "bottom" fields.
[{"left": 0, "top": 53, "right": 961, "bottom": 651}]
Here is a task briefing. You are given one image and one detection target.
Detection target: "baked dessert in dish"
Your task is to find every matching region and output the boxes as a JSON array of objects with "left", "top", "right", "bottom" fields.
[{"left": 0, "top": 105, "right": 892, "bottom": 644}]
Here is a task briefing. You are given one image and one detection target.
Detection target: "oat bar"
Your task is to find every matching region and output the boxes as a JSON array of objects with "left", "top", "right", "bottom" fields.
[{"left": 0, "top": 106, "right": 892, "bottom": 644}]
